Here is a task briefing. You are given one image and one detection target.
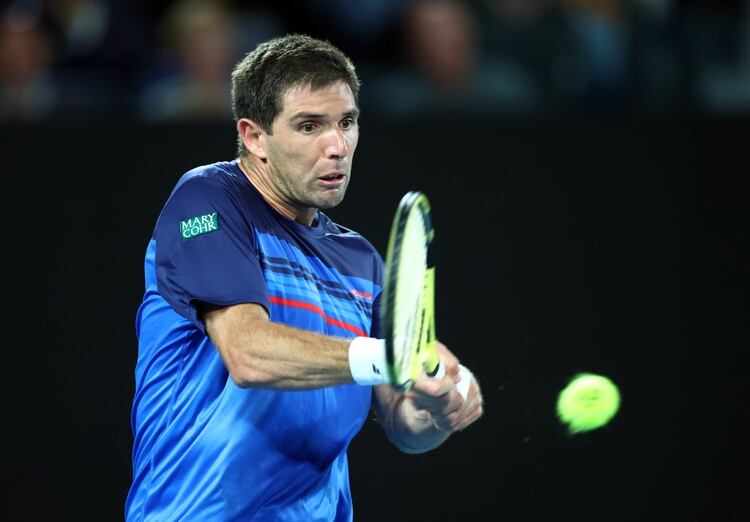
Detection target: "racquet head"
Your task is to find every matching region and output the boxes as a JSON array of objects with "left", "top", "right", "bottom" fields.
[{"left": 381, "top": 191, "right": 440, "bottom": 391}]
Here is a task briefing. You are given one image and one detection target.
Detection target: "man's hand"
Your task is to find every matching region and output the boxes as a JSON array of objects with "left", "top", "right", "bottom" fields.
[
  {"left": 373, "top": 341, "right": 484, "bottom": 453},
  {"left": 406, "top": 341, "right": 484, "bottom": 432}
]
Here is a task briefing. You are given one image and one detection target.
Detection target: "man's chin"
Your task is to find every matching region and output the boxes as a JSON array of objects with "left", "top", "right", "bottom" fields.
[{"left": 314, "top": 190, "right": 347, "bottom": 210}]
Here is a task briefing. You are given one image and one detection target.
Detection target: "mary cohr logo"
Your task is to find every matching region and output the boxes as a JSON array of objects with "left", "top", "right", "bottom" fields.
[{"left": 180, "top": 212, "right": 220, "bottom": 240}]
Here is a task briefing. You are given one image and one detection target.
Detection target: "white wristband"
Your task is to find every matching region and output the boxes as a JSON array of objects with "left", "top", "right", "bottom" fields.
[
  {"left": 348, "top": 337, "right": 389, "bottom": 385},
  {"left": 456, "top": 364, "right": 473, "bottom": 401}
]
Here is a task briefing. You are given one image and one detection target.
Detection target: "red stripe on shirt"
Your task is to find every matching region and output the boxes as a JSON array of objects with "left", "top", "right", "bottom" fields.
[{"left": 268, "top": 295, "right": 368, "bottom": 337}]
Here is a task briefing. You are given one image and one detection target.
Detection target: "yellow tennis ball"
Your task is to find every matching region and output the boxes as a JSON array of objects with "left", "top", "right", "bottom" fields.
[{"left": 556, "top": 373, "right": 621, "bottom": 434}]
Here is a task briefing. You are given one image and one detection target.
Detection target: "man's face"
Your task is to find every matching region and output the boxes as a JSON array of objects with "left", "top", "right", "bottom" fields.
[{"left": 262, "top": 81, "right": 359, "bottom": 212}]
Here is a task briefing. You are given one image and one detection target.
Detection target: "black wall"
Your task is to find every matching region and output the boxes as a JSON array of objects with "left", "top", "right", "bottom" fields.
[{"left": 5, "top": 115, "right": 747, "bottom": 521}]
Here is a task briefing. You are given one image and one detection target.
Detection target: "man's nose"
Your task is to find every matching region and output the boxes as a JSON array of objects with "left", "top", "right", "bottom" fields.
[{"left": 324, "top": 127, "right": 348, "bottom": 159}]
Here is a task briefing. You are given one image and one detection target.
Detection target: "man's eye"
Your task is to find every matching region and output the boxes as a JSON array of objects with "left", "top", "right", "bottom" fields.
[
  {"left": 301, "top": 123, "right": 316, "bottom": 132},
  {"left": 340, "top": 118, "right": 355, "bottom": 129}
]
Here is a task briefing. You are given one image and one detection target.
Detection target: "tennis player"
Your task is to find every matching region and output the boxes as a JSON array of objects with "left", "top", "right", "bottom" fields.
[{"left": 126, "top": 34, "right": 483, "bottom": 521}]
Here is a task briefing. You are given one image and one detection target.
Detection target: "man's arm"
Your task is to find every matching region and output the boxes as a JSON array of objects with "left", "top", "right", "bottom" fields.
[
  {"left": 203, "top": 302, "right": 355, "bottom": 389},
  {"left": 373, "top": 342, "right": 484, "bottom": 454}
]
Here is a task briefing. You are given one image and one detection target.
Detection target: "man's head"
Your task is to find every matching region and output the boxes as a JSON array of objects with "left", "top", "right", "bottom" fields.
[
  {"left": 232, "top": 35, "right": 361, "bottom": 224},
  {"left": 232, "top": 34, "right": 360, "bottom": 149}
]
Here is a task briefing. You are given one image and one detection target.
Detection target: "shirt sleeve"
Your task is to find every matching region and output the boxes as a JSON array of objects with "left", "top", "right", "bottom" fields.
[
  {"left": 370, "top": 291, "right": 382, "bottom": 338},
  {"left": 369, "top": 252, "right": 385, "bottom": 338},
  {"left": 154, "top": 175, "right": 270, "bottom": 332}
]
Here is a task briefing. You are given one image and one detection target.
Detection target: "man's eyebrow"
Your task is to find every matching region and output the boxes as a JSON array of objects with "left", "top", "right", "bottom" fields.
[
  {"left": 290, "top": 112, "right": 324, "bottom": 121},
  {"left": 289, "top": 109, "right": 360, "bottom": 121}
]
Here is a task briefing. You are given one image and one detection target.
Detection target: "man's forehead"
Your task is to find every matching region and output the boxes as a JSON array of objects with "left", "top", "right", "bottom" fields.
[{"left": 280, "top": 81, "right": 357, "bottom": 116}]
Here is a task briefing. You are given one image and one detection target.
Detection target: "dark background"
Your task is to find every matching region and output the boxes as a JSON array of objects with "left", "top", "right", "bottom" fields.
[
  {"left": 5, "top": 114, "right": 748, "bottom": 521},
  {"left": 3, "top": 0, "right": 749, "bottom": 520}
]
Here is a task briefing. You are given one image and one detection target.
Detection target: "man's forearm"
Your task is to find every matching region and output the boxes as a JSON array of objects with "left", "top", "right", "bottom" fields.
[{"left": 205, "top": 303, "right": 354, "bottom": 389}]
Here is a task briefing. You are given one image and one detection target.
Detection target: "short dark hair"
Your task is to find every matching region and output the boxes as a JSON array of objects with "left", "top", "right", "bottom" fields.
[{"left": 231, "top": 34, "right": 360, "bottom": 155}]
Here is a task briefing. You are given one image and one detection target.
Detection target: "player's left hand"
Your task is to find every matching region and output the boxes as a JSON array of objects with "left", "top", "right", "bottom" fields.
[{"left": 406, "top": 341, "right": 484, "bottom": 432}]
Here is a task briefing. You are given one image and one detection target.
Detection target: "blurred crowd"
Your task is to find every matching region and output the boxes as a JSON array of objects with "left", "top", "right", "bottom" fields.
[{"left": 1, "top": 0, "right": 748, "bottom": 122}]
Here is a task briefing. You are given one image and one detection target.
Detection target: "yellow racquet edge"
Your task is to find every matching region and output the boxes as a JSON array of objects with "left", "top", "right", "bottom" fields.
[{"left": 381, "top": 191, "right": 439, "bottom": 391}]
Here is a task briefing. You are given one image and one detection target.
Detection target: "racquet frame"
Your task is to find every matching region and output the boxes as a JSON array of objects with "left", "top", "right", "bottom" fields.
[{"left": 382, "top": 191, "right": 439, "bottom": 390}]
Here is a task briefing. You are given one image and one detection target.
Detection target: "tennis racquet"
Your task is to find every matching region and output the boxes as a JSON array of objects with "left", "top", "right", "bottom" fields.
[{"left": 381, "top": 191, "right": 444, "bottom": 391}]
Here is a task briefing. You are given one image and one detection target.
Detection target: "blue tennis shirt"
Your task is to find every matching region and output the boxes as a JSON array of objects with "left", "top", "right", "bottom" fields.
[{"left": 126, "top": 161, "right": 383, "bottom": 521}]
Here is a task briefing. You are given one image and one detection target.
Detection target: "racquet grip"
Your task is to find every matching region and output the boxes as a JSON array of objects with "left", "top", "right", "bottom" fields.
[
  {"left": 430, "top": 361, "right": 445, "bottom": 380},
  {"left": 427, "top": 363, "right": 470, "bottom": 400}
]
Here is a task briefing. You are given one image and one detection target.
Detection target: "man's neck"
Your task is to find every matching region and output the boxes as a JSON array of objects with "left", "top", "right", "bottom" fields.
[{"left": 237, "top": 155, "right": 316, "bottom": 226}]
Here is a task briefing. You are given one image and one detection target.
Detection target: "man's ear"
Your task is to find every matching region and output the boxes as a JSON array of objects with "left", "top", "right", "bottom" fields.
[{"left": 237, "top": 118, "right": 267, "bottom": 160}]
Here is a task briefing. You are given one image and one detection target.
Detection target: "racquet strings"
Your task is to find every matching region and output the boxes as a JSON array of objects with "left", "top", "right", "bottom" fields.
[{"left": 391, "top": 204, "right": 429, "bottom": 385}]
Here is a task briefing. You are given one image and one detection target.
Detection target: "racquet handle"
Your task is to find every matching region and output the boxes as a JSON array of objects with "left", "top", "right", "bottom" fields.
[
  {"left": 429, "top": 363, "right": 470, "bottom": 401},
  {"left": 429, "top": 360, "right": 445, "bottom": 380}
]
